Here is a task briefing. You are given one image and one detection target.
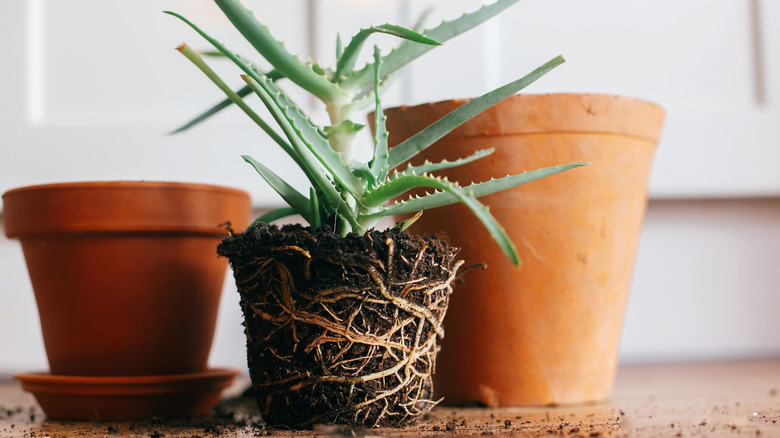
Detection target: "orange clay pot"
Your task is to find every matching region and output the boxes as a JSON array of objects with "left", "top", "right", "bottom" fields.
[
  {"left": 2, "top": 181, "right": 251, "bottom": 376},
  {"left": 383, "top": 94, "right": 665, "bottom": 406}
]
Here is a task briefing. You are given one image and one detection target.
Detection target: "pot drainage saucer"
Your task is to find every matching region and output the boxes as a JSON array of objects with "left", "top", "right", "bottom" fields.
[{"left": 14, "top": 367, "right": 240, "bottom": 421}]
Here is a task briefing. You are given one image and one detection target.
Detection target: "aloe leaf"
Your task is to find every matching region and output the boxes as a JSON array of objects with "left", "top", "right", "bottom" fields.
[
  {"left": 324, "top": 119, "right": 365, "bottom": 161},
  {"left": 173, "top": 44, "right": 289, "bottom": 146},
  {"left": 164, "top": 11, "right": 252, "bottom": 74},
  {"left": 341, "top": 73, "right": 398, "bottom": 115},
  {"left": 212, "top": 0, "right": 346, "bottom": 104},
  {"left": 164, "top": 12, "right": 291, "bottom": 132},
  {"left": 374, "top": 24, "right": 441, "bottom": 45},
  {"left": 242, "top": 155, "right": 312, "bottom": 221},
  {"left": 309, "top": 187, "right": 322, "bottom": 229},
  {"left": 399, "top": 148, "right": 494, "bottom": 175},
  {"left": 363, "top": 174, "right": 519, "bottom": 265},
  {"left": 388, "top": 55, "right": 565, "bottom": 169},
  {"left": 171, "top": 69, "right": 284, "bottom": 134},
  {"left": 251, "top": 206, "right": 299, "bottom": 227},
  {"left": 335, "top": 24, "right": 439, "bottom": 82},
  {"left": 200, "top": 50, "right": 226, "bottom": 57},
  {"left": 241, "top": 75, "right": 334, "bottom": 193},
  {"left": 336, "top": 33, "right": 344, "bottom": 61},
  {"left": 325, "top": 120, "right": 365, "bottom": 137},
  {"left": 398, "top": 210, "right": 423, "bottom": 232},
  {"left": 340, "top": 0, "right": 521, "bottom": 94},
  {"left": 365, "top": 162, "right": 587, "bottom": 219},
  {"left": 451, "top": 185, "right": 520, "bottom": 266},
  {"left": 164, "top": 13, "right": 341, "bottom": 192},
  {"left": 258, "top": 76, "right": 366, "bottom": 197},
  {"left": 170, "top": 84, "right": 252, "bottom": 134},
  {"left": 241, "top": 75, "right": 361, "bottom": 233},
  {"left": 350, "top": 160, "right": 376, "bottom": 188},
  {"left": 362, "top": 172, "right": 434, "bottom": 208},
  {"left": 368, "top": 46, "right": 389, "bottom": 184}
]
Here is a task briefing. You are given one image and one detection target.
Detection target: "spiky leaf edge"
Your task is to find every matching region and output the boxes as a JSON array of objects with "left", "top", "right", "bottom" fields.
[
  {"left": 363, "top": 174, "right": 520, "bottom": 265},
  {"left": 340, "top": 0, "right": 522, "bottom": 96},
  {"left": 241, "top": 74, "right": 361, "bottom": 234},
  {"left": 213, "top": 0, "right": 346, "bottom": 103},
  {"left": 167, "top": 11, "right": 362, "bottom": 231},
  {"left": 363, "top": 162, "right": 588, "bottom": 220},
  {"left": 335, "top": 24, "right": 440, "bottom": 82}
]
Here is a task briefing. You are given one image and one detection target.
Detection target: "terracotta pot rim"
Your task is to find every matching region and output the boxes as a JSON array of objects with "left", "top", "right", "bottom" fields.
[
  {"left": 2, "top": 180, "right": 247, "bottom": 198},
  {"left": 391, "top": 92, "right": 663, "bottom": 110},
  {"left": 382, "top": 93, "right": 665, "bottom": 142},
  {"left": 2, "top": 180, "right": 251, "bottom": 238}
]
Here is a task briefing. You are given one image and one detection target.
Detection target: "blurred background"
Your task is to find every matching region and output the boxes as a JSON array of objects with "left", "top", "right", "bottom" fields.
[{"left": 1, "top": 0, "right": 779, "bottom": 375}]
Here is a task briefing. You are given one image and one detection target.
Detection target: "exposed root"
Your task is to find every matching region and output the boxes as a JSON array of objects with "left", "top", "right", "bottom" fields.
[{"left": 218, "top": 224, "right": 461, "bottom": 428}]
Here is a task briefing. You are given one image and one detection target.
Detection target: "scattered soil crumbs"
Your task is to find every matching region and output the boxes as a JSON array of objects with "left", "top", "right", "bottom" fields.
[{"left": 3, "top": 393, "right": 780, "bottom": 437}]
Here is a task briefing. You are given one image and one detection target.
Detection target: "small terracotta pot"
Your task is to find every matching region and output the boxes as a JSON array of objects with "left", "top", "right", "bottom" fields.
[
  {"left": 2, "top": 181, "right": 251, "bottom": 376},
  {"left": 383, "top": 94, "right": 665, "bottom": 406}
]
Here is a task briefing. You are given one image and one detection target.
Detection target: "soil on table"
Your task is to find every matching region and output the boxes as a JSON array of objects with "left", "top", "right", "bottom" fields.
[{"left": 217, "top": 223, "right": 463, "bottom": 429}]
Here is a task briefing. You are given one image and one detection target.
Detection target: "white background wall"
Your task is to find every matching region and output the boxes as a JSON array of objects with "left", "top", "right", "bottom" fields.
[
  {"left": 620, "top": 198, "right": 780, "bottom": 363},
  {"left": 1, "top": 0, "right": 779, "bottom": 375}
]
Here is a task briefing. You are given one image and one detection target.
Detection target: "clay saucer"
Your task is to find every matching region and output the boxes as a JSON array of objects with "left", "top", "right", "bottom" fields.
[{"left": 14, "top": 368, "right": 240, "bottom": 421}]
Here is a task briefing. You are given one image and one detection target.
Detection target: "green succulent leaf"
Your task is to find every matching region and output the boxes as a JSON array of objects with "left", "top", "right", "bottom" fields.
[
  {"left": 170, "top": 84, "right": 252, "bottom": 134},
  {"left": 369, "top": 46, "right": 390, "bottom": 185},
  {"left": 213, "top": 0, "right": 347, "bottom": 104},
  {"left": 165, "top": 13, "right": 290, "bottom": 144},
  {"left": 335, "top": 24, "right": 440, "bottom": 82},
  {"left": 340, "top": 73, "right": 398, "bottom": 116},
  {"left": 241, "top": 75, "right": 361, "bottom": 233},
  {"left": 388, "top": 55, "right": 565, "bottom": 169},
  {"left": 169, "top": 0, "right": 585, "bottom": 264},
  {"left": 366, "top": 162, "right": 588, "bottom": 219},
  {"left": 364, "top": 174, "right": 520, "bottom": 265},
  {"left": 165, "top": 12, "right": 361, "bottom": 202},
  {"left": 336, "top": 33, "right": 344, "bottom": 61},
  {"left": 350, "top": 160, "right": 376, "bottom": 188},
  {"left": 340, "top": 0, "right": 521, "bottom": 95},
  {"left": 171, "top": 43, "right": 296, "bottom": 159},
  {"left": 171, "top": 69, "right": 284, "bottom": 134},
  {"left": 199, "top": 50, "right": 226, "bottom": 57},
  {"left": 252, "top": 206, "right": 299, "bottom": 227},
  {"left": 374, "top": 24, "right": 440, "bottom": 45},
  {"left": 397, "top": 210, "right": 423, "bottom": 232},
  {"left": 311, "top": 62, "right": 331, "bottom": 78},
  {"left": 399, "top": 148, "right": 495, "bottom": 176},
  {"left": 257, "top": 76, "right": 366, "bottom": 197},
  {"left": 324, "top": 120, "right": 365, "bottom": 138},
  {"left": 449, "top": 185, "right": 520, "bottom": 266},
  {"left": 242, "top": 155, "right": 311, "bottom": 221},
  {"left": 309, "top": 187, "right": 322, "bottom": 229}
]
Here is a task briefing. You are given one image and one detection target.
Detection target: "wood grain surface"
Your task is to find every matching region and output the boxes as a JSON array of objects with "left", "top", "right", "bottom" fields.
[{"left": 0, "top": 359, "right": 778, "bottom": 437}]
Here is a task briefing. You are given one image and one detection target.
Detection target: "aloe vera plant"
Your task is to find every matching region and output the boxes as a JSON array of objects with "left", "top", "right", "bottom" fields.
[{"left": 166, "top": 0, "right": 584, "bottom": 266}]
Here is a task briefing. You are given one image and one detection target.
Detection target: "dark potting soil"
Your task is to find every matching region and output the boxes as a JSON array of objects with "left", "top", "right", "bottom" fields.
[{"left": 218, "top": 224, "right": 463, "bottom": 429}]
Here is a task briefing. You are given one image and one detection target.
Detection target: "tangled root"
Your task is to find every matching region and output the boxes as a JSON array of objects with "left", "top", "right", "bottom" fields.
[{"left": 218, "top": 224, "right": 462, "bottom": 428}]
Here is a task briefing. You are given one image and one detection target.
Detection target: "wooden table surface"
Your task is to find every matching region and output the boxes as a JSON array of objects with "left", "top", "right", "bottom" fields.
[{"left": 0, "top": 359, "right": 778, "bottom": 437}]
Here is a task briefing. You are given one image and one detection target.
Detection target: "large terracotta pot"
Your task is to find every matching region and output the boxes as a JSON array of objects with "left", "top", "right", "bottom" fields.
[
  {"left": 383, "top": 93, "right": 665, "bottom": 406},
  {"left": 2, "top": 181, "right": 251, "bottom": 376}
]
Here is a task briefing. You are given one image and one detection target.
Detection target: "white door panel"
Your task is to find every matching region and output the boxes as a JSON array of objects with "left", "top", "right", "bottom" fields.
[
  {"left": 1, "top": 1, "right": 310, "bottom": 205},
  {"left": 2, "top": 0, "right": 779, "bottom": 209},
  {"left": 499, "top": 0, "right": 777, "bottom": 197}
]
